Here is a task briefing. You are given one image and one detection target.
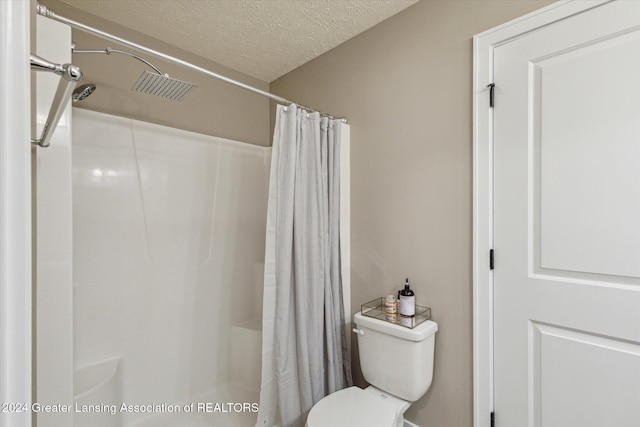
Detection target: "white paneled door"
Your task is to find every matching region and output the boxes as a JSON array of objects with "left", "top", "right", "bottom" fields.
[{"left": 493, "top": 2, "right": 640, "bottom": 426}]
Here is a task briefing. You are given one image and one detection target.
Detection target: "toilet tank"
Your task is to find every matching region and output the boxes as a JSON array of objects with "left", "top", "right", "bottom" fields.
[{"left": 354, "top": 312, "right": 438, "bottom": 402}]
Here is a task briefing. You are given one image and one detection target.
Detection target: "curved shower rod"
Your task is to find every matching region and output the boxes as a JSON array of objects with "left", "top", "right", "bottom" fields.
[{"left": 37, "top": 2, "right": 347, "bottom": 122}]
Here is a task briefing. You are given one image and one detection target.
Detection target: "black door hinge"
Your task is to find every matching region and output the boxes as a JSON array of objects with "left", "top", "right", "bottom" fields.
[
  {"left": 489, "top": 249, "right": 494, "bottom": 270},
  {"left": 487, "top": 83, "right": 495, "bottom": 108},
  {"left": 491, "top": 411, "right": 495, "bottom": 427}
]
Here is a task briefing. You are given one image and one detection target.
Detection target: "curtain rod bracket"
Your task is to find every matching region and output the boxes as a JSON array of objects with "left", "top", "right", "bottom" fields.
[{"left": 30, "top": 54, "right": 82, "bottom": 148}]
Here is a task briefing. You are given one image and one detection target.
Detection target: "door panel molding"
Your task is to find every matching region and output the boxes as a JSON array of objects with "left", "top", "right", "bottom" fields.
[{"left": 529, "top": 321, "right": 640, "bottom": 427}]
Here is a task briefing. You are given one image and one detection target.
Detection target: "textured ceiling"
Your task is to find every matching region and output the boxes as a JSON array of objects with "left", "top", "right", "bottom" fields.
[{"left": 56, "top": 0, "right": 419, "bottom": 82}]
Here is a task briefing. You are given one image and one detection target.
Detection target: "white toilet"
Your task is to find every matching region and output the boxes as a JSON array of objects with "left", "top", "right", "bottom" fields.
[{"left": 306, "top": 311, "right": 438, "bottom": 427}]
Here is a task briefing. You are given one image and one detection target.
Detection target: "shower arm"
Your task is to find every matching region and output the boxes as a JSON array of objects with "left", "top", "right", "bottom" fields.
[
  {"left": 30, "top": 53, "right": 83, "bottom": 148},
  {"left": 72, "top": 43, "right": 167, "bottom": 76}
]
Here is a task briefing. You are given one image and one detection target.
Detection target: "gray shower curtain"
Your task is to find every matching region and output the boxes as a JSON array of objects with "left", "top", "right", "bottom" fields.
[{"left": 267, "top": 104, "right": 352, "bottom": 427}]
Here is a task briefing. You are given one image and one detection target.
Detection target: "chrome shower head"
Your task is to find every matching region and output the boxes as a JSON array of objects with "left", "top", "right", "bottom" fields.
[
  {"left": 131, "top": 71, "right": 197, "bottom": 101},
  {"left": 72, "top": 83, "right": 96, "bottom": 102},
  {"left": 72, "top": 44, "right": 197, "bottom": 101}
]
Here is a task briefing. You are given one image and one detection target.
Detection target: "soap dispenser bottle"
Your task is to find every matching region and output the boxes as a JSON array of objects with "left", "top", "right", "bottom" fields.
[{"left": 399, "top": 278, "right": 415, "bottom": 317}]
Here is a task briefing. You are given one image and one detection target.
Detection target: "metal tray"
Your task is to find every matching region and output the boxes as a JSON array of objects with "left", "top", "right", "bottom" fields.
[{"left": 361, "top": 297, "right": 431, "bottom": 329}]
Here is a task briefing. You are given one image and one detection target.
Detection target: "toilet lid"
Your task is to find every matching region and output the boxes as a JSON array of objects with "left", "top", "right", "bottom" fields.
[{"left": 306, "top": 387, "right": 397, "bottom": 427}]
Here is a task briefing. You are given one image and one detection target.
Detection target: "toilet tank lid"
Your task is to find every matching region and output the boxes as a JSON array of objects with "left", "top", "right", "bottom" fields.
[{"left": 354, "top": 312, "right": 438, "bottom": 341}]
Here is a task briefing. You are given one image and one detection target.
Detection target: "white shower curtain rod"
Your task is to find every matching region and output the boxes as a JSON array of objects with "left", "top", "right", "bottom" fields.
[{"left": 36, "top": 2, "right": 347, "bottom": 122}]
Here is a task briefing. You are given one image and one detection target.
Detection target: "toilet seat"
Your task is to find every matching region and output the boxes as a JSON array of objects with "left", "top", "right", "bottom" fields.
[{"left": 306, "top": 386, "right": 397, "bottom": 427}]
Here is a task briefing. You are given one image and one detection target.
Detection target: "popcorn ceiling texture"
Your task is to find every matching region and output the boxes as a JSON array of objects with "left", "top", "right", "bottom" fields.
[{"left": 57, "top": 0, "right": 419, "bottom": 82}]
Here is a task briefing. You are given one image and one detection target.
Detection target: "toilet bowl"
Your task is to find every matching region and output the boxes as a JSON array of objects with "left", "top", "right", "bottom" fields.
[
  {"left": 306, "top": 385, "right": 409, "bottom": 427},
  {"left": 306, "top": 311, "right": 438, "bottom": 427}
]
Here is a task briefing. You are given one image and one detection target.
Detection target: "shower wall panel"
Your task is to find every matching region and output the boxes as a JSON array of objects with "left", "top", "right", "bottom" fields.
[
  {"left": 72, "top": 109, "right": 269, "bottom": 425},
  {"left": 36, "top": 15, "right": 74, "bottom": 427}
]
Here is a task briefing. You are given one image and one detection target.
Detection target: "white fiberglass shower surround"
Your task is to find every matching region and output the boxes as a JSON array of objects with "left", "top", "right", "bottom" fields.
[
  {"left": 71, "top": 109, "right": 268, "bottom": 427},
  {"left": 37, "top": 14, "right": 269, "bottom": 427},
  {"left": 29, "top": 6, "right": 351, "bottom": 427}
]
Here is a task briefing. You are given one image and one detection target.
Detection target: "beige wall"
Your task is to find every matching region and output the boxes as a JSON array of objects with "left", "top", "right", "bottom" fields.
[
  {"left": 271, "top": 1, "right": 553, "bottom": 426},
  {"left": 40, "top": 0, "right": 271, "bottom": 146}
]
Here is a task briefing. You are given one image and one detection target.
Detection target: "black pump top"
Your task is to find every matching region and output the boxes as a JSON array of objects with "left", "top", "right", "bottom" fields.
[{"left": 400, "top": 278, "right": 414, "bottom": 296}]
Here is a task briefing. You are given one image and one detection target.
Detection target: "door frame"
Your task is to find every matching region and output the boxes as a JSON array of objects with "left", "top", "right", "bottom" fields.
[
  {"left": 0, "top": 1, "right": 32, "bottom": 427},
  {"left": 472, "top": 1, "right": 610, "bottom": 426}
]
